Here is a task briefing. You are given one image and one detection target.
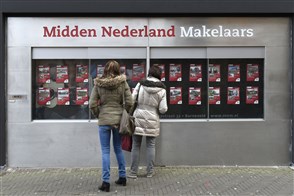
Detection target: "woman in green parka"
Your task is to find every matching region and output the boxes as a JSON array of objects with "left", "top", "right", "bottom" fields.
[{"left": 89, "top": 60, "right": 133, "bottom": 192}]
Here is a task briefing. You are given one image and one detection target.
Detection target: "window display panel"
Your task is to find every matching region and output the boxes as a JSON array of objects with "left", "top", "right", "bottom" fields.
[
  {"left": 32, "top": 59, "right": 90, "bottom": 119},
  {"left": 208, "top": 59, "right": 264, "bottom": 119},
  {"left": 151, "top": 59, "right": 208, "bottom": 119},
  {"left": 90, "top": 59, "right": 146, "bottom": 119}
]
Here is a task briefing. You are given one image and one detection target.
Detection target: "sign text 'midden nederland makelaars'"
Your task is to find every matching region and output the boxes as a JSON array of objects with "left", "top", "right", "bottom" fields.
[{"left": 43, "top": 25, "right": 254, "bottom": 38}]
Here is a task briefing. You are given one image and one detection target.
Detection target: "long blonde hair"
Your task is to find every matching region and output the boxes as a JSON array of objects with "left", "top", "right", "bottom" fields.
[{"left": 102, "top": 60, "right": 120, "bottom": 78}]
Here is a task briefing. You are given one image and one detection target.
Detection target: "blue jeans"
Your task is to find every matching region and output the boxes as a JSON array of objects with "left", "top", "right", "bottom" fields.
[{"left": 99, "top": 125, "right": 126, "bottom": 183}]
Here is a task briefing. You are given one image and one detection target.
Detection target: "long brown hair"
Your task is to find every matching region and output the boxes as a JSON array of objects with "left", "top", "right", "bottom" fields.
[{"left": 102, "top": 60, "right": 120, "bottom": 78}]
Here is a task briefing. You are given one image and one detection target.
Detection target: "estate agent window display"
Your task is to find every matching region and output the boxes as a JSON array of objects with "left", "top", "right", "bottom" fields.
[
  {"left": 32, "top": 59, "right": 146, "bottom": 120},
  {"left": 32, "top": 58, "right": 263, "bottom": 120}
]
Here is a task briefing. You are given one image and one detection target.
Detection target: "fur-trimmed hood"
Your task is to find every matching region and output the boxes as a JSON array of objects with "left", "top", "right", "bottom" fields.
[
  {"left": 94, "top": 75, "right": 126, "bottom": 89},
  {"left": 140, "top": 77, "right": 166, "bottom": 94}
]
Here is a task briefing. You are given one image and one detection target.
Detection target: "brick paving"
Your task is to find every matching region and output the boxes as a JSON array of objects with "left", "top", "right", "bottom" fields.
[{"left": 0, "top": 166, "right": 293, "bottom": 196}]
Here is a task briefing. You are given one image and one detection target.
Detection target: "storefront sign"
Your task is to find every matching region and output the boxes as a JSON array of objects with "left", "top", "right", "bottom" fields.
[{"left": 43, "top": 25, "right": 254, "bottom": 38}]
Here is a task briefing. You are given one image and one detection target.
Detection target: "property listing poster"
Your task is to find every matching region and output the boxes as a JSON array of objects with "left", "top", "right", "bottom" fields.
[
  {"left": 37, "top": 87, "right": 51, "bottom": 106},
  {"left": 56, "top": 65, "right": 69, "bottom": 83},
  {"left": 120, "top": 65, "right": 126, "bottom": 75},
  {"left": 76, "top": 87, "right": 88, "bottom": 105},
  {"left": 155, "top": 64, "right": 165, "bottom": 81},
  {"left": 97, "top": 65, "right": 105, "bottom": 78},
  {"left": 209, "top": 64, "right": 221, "bottom": 82},
  {"left": 170, "top": 87, "right": 182, "bottom": 104},
  {"left": 246, "top": 86, "right": 259, "bottom": 104},
  {"left": 189, "top": 64, "right": 202, "bottom": 82},
  {"left": 57, "top": 88, "right": 70, "bottom": 105},
  {"left": 247, "top": 64, "right": 259, "bottom": 81},
  {"left": 132, "top": 64, "right": 145, "bottom": 81},
  {"left": 169, "top": 64, "right": 182, "bottom": 81},
  {"left": 228, "top": 64, "right": 240, "bottom": 82},
  {"left": 209, "top": 87, "right": 220, "bottom": 104},
  {"left": 76, "top": 65, "right": 88, "bottom": 83},
  {"left": 227, "top": 87, "right": 240, "bottom": 104},
  {"left": 189, "top": 87, "right": 201, "bottom": 105},
  {"left": 37, "top": 65, "right": 50, "bottom": 84}
]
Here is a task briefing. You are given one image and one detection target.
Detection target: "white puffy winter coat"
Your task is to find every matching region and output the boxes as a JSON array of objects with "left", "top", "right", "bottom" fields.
[{"left": 132, "top": 77, "right": 168, "bottom": 137}]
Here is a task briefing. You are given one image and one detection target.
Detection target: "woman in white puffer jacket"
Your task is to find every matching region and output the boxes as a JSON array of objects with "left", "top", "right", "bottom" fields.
[{"left": 128, "top": 65, "right": 168, "bottom": 179}]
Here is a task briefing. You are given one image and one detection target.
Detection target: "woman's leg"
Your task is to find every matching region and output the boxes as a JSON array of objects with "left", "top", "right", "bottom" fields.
[
  {"left": 99, "top": 125, "right": 111, "bottom": 183},
  {"left": 129, "top": 135, "right": 143, "bottom": 175},
  {"left": 112, "top": 127, "right": 126, "bottom": 178},
  {"left": 146, "top": 136, "right": 156, "bottom": 176}
]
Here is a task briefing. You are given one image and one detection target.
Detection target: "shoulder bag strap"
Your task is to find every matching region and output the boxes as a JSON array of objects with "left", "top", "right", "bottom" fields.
[{"left": 122, "top": 82, "right": 126, "bottom": 109}]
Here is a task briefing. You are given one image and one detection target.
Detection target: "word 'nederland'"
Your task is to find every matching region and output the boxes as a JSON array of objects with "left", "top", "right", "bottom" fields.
[
  {"left": 43, "top": 25, "right": 175, "bottom": 37},
  {"left": 43, "top": 25, "right": 254, "bottom": 38}
]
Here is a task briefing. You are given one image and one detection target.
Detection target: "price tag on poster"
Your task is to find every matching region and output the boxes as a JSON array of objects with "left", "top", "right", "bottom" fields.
[
  {"left": 209, "top": 64, "right": 221, "bottom": 82},
  {"left": 56, "top": 65, "right": 69, "bottom": 83},
  {"left": 169, "top": 64, "right": 182, "bottom": 81},
  {"left": 132, "top": 64, "right": 145, "bottom": 81},
  {"left": 246, "top": 86, "right": 259, "bottom": 104},
  {"left": 209, "top": 87, "right": 221, "bottom": 104},
  {"left": 189, "top": 64, "right": 202, "bottom": 82},
  {"left": 170, "top": 87, "right": 182, "bottom": 104},
  {"left": 76, "top": 65, "right": 88, "bottom": 83},
  {"left": 189, "top": 87, "right": 201, "bottom": 105},
  {"left": 227, "top": 87, "right": 240, "bottom": 104},
  {"left": 97, "top": 65, "right": 105, "bottom": 78},
  {"left": 76, "top": 87, "right": 88, "bottom": 105},
  {"left": 37, "top": 87, "right": 51, "bottom": 106},
  {"left": 228, "top": 64, "right": 240, "bottom": 82},
  {"left": 37, "top": 65, "right": 50, "bottom": 84},
  {"left": 57, "top": 88, "right": 70, "bottom": 105},
  {"left": 247, "top": 64, "right": 259, "bottom": 82}
]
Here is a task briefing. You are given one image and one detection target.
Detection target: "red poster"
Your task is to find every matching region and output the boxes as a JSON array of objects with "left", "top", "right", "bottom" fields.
[
  {"left": 209, "top": 87, "right": 221, "bottom": 104},
  {"left": 169, "top": 64, "right": 182, "bottom": 81},
  {"left": 170, "top": 87, "right": 182, "bottom": 104},
  {"left": 247, "top": 64, "right": 259, "bottom": 81},
  {"left": 97, "top": 65, "right": 105, "bottom": 78},
  {"left": 37, "top": 87, "right": 51, "bottom": 106},
  {"left": 132, "top": 64, "right": 145, "bottom": 81},
  {"left": 155, "top": 64, "right": 165, "bottom": 81},
  {"left": 56, "top": 65, "right": 69, "bottom": 83},
  {"left": 76, "top": 87, "right": 88, "bottom": 105},
  {"left": 189, "top": 87, "right": 201, "bottom": 105},
  {"left": 227, "top": 87, "right": 240, "bottom": 104},
  {"left": 120, "top": 65, "right": 126, "bottom": 75},
  {"left": 57, "top": 88, "right": 70, "bottom": 105},
  {"left": 76, "top": 64, "right": 88, "bottom": 83},
  {"left": 189, "top": 64, "right": 202, "bottom": 82},
  {"left": 209, "top": 64, "right": 221, "bottom": 82},
  {"left": 246, "top": 86, "right": 259, "bottom": 104},
  {"left": 228, "top": 64, "right": 240, "bottom": 82},
  {"left": 37, "top": 65, "right": 50, "bottom": 84}
]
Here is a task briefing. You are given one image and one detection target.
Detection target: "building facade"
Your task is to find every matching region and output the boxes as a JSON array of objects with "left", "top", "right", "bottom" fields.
[{"left": 1, "top": 1, "right": 294, "bottom": 167}]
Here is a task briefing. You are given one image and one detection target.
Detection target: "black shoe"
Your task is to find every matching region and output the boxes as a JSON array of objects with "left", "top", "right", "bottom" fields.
[
  {"left": 98, "top": 181, "right": 110, "bottom": 192},
  {"left": 115, "top": 177, "right": 127, "bottom": 186}
]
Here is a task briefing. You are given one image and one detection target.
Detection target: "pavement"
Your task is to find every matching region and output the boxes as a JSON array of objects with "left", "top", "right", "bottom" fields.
[{"left": 0, "top": 166, "right": 293, "bottom": 196}]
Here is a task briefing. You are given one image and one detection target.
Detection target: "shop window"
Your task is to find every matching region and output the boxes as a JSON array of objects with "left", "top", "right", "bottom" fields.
[
  {"left": 208, "top": 59, "right": 264, "bottom": 119},
  {"left": 151, "top": 59, "right": 208, "bottom": 119},
  {"left": 32, "top": 48, "right": 263, "bottom": 120},
  {"left": 32, "top": 59, "right": 146, "bottom": 120},
  {"left": 150, "top": 58, "right": 264, "bottom": 119}
]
